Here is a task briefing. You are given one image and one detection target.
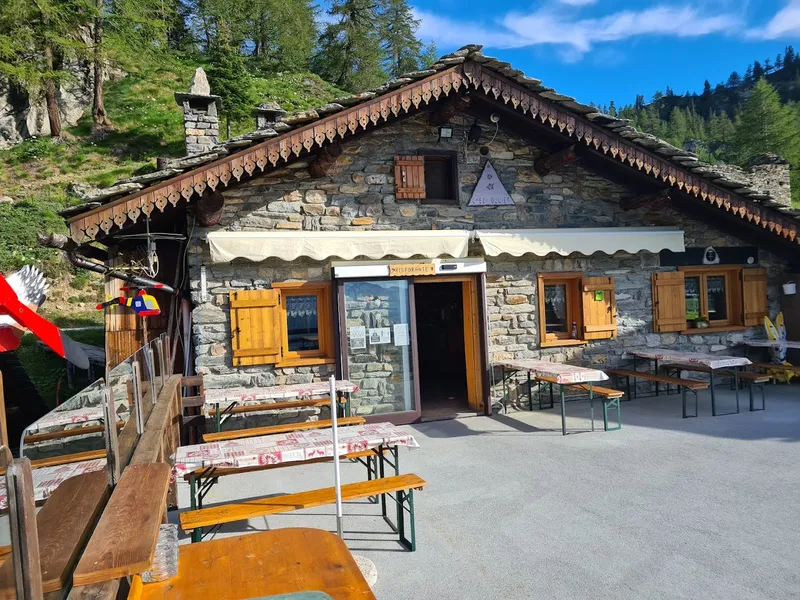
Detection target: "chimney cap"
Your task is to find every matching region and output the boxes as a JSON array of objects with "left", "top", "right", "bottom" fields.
[
  {"left": 252, "top": 102, "right": 287, "bottom": 118},
  {"left": 175, "top": 67, "right": 221, "bottom": 105}
]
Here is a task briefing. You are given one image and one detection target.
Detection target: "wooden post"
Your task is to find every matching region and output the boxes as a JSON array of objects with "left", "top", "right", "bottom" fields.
[
  {"left": 0, "top": 373, "right": 13, "bottom": 468},
  {"left": 103, "top": 387, "right": 121, "bottom": 487},
  {"left": 132, "top": 361, "right": 144, "bottom": 434},
  {"left": 7, "top": 458, "right": 43, "bottom": 599}
]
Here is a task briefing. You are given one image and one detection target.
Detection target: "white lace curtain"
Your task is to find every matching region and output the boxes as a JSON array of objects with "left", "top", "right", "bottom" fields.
[{"left": 544, "top": 285, "right": 567, "bottom": 320}]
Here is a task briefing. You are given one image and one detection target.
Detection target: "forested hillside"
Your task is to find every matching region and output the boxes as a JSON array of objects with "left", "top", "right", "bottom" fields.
[{"left": 598, "top": 47, "right": 800, "bottom": 207}]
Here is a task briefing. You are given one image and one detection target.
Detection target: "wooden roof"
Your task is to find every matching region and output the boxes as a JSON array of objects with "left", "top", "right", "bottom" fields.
[{"left": 65, "top": 45, "right": 799, "bottom": 251}]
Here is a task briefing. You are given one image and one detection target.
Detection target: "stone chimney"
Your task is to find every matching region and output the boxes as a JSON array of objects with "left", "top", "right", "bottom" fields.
[
  {"left": 174, "top": 68, "right": 221, "bottom": 156},
  {"left": 252, "top": 102, "right": 286, "bottom": 130},
  {"left": 748, "top": 154, "right": 791, "bottom": 208}
]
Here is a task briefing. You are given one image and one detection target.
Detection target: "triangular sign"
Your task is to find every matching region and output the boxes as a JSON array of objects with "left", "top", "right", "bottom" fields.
[{"left": 468, "top": 161, "right": 514, "bottom": 206}]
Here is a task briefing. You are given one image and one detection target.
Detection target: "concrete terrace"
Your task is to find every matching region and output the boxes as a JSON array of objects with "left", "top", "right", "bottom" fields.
[{"left": 173, "top": 385, "right": 800, "bottom": 600}]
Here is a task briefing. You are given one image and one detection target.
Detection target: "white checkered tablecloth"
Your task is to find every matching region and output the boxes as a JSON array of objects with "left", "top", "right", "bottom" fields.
[{"left": 172, "top": 422, "right": 418, "bottom": 478}]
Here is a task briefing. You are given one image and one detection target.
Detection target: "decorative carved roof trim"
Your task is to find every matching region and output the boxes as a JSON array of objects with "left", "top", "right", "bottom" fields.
[
  {"left": 67, "top": 67, "right": 466, "bottom": 243},
  {"left": 461, "top": 62, "right": 798, "bottom": 245}
]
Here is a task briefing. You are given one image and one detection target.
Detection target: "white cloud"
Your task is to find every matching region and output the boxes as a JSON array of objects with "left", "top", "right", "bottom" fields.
[
  {"left": 415, "top": 3, "right": 742, "bottom": 61},
  {"left": 747, "top": 0, "right": 800, "bottom": 39}
]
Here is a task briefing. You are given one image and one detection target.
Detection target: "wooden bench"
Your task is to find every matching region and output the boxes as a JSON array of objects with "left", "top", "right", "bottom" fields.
[
  {"left": 607, "top": 369, "right": 709, "bottom": 418},
  {"left": 203, "top": 416, "right": 366, "bottom": 443},
  {"left": 210, "top": 397, "right": 349, "bottom": 432},
  {"left": 536, "top": 375, "right": 623, "bottom": 432},
  {"left": 180, "top": 473, "right": 427, "bottom": 551},
  {"left": 750, "top": 362, "right": 800, "bottom": 383},
  {"left": 660, "top": 364, "right": 769, "bottom": 413},
  {"left": 0, "top": 470, "right": 110, "bottom": 599},
  {"left": 23, "top": 421, "right": 125, "bottom": 445},
  {"left": 73, "top": 463, "right": 171, "bottom": 586}
]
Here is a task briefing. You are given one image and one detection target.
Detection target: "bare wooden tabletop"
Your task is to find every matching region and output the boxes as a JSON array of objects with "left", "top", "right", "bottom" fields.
[{"left": 136, "top": 528, "right": 376, "bottom": 600}]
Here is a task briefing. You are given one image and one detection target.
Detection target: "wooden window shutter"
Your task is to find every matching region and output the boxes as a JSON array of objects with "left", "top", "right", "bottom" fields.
[
  {"left": 582, "top": 276, "right": 616, "bottom": 340},
  {"left": 741, "top": 268, "right": 768, "bottom": 326},
  {"left": 651, "top": 272, "right": 686, "bottom": 333},
  {"left": 394, "top": 155, "right": 425, "bottom": 199},
  {"left": 229, "top": 289, "right": 282, "bottom": 366}
]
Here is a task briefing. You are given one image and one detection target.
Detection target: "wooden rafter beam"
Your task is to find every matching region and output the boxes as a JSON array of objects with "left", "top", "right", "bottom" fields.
[
  {"left": 534, "top": 145, "right": 576, "bottom": 176},
  {"left": 620, "top": 189, "right": 670, "bottom": 211}
]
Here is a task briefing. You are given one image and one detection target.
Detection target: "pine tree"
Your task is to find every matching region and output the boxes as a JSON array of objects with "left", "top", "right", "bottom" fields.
[
  {"left": 775, "top": 53, "right": 784, "bottom": 70},
  {"left": 753, "top": 60, "right": 764, "bottom": 80},
  {"left": 313, "top": 0, "right": 385, "bottom": 91},
  {"left": 709, "top": 111, "right": 735, "bottom": 145},
  {"left": 608, "top": 100, "right": 617, "bottom": 117},
  {"left": 727, "top": 71, "right": 741, "bottom": 88},
  {"left": 667, "top": 106, "right": 688, "bottom": 146},
  {"left": 380, "top": 0, "right": 422, "bottom": 77},
  {"left": 745, "top": 65, "right": 754, "bottom": 82},
  {"left": 785, "top": 45, "right": 797, "bottom": 66},
  {"left": 729, "top": 78, "right": 800, "bottom": 165},
  {"left": 206, "top": 42, "right": 256, "bottom": 138},
  {"left": 419, "top": 40, "right": 438, "bottom": 69}
]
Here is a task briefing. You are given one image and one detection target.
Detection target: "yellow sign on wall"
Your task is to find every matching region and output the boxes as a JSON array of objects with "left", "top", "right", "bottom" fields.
[{"left": 388, "top": 263, "right": 436, "bottom": 277}]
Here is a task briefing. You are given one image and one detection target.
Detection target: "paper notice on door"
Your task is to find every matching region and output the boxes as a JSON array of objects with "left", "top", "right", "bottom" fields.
[
  {"left": 369, "top": 327, "right": 391, "bottom": 345},
  {"left": 393, "top": 323, "right": 410, "bottom": 347},
  {"left": 349, "top": 326, "right": 366, "bottom": 350}
]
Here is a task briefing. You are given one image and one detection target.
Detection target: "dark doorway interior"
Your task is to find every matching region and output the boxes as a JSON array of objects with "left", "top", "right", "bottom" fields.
[{"left": 414, "top": 282, "right": 468, "bottom": 419}]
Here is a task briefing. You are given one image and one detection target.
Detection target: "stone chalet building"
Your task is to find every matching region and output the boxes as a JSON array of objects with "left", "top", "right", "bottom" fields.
[{"left": 56, "top": 45, "right": 800, "bottom": 425}]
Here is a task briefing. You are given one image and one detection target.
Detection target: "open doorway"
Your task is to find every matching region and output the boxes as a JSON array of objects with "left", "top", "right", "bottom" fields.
[{"left": 414, "top": 281, "right": 470, "bottom": 420}]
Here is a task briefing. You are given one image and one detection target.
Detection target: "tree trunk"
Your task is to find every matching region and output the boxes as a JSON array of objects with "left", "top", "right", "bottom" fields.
[
  {"left": 92, "top": 7, "right": 111, "bottom": 128},
  {"left": 226, "top": 118, "right": 231, "bottom": 140},
  {"left": 43, "top": 43, "right": 61, "bottom": 138}
]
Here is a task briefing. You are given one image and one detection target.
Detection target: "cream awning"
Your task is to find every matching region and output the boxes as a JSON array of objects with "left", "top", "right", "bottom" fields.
[
  {"left": 476, "top": 227, "right": 684, "bottom": 257},
  {"left": 207, "top": 230, "right": 470, "bottom": 263}
]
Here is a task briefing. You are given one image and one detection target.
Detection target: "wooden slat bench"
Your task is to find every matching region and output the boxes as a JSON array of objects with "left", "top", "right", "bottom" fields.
[
  {"left": 750, "top": 362, "right": 800, "bottom": 383},
  {"left": 73, "top": 463, "right": 171, "bottom": 586},
  {"left": 210, "top": 397, "right": 348, "bottom": 432},
  {"left": 0, "top": 470, "right": 110, "bottom": 599},
  {"left": 180, "top": 473, "right": 427, "bottom": 551},
  {"left": 23, "top": 421, "right": 124, "bottom": 445},
  {"left": 660, "top": 364, "right": 770, "bottom": 413},
  {"left": 607, "top": 369, "right": 709, "bottom": 418},
  {"left": 536, "top": 375, "right": 623, "bottom": 432},
  {"left": 203, "top": 416, "right": 366, "bottom": 443}
]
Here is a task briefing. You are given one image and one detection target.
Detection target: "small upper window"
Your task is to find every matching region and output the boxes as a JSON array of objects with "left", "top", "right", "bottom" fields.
[
  {"left": 394, "top": 154, "right": 458, "bottom": 204},
  {"left": 422, "top": 155, "right": 457, "bottom": 204}
]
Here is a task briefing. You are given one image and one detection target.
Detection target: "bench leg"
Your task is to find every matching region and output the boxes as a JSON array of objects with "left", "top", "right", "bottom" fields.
[
  {"left": 590, "top": 393, "right": 595, "bottom": 432},
  {"left": 381, "top": 489, "right": 417, "bottom": 551},
  {"left": 560, "top": 385, "right": 567, "bottom": 436},
  {"left": 750, "top": 382, "right": 766, "bottom": 412},
  {"left": 189, "top": 473, "right": 202, "bottom": 543},
  {"left": 710, "top": 371, "right": 717, "bottom": 416},
  {"left": 603, "top": 398, "right": 621, "bottom": 431}
]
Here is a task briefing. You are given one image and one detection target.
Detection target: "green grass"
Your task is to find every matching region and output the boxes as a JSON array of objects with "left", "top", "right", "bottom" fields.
[{"left": 16, "top": 328, "right": 105, "bottom": 409}]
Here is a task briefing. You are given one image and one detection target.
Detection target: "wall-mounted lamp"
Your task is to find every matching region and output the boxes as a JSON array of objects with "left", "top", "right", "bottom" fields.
[
  {"left": 468, "top": 118, "right": 482, "bottom": 143},
  {"left": 438, "top": 124, "right": 453, "bottom": 140}
]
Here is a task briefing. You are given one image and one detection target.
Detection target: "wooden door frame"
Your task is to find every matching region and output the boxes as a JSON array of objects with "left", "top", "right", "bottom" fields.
[{"left": 413, "top": 274, "right": 487, "bottom": 414}]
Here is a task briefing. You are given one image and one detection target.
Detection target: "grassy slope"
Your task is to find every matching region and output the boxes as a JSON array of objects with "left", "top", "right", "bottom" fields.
[{"left": 0, "top": 54, "right": 343, "bottom": 398}]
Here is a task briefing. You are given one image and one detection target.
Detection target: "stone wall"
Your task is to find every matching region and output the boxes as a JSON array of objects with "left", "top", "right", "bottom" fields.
[
  {"left": 711, "top": 154, "right": 791, "bottom": 208},
  {"left": 188, "top": 113, "right": 789, "bottom": 416}
]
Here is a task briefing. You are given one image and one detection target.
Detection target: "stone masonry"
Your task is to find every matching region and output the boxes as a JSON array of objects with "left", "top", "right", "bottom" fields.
[
  {"left": 188, "top": 113, "right": 789, "bottom": 417},
  {"left": 175, "top": 68, "right": 221, "bottom": 156}
]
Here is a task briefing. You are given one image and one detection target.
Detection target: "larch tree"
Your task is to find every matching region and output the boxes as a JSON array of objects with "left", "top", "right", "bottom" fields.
[
  {"left": 729, "top": 78, "right": 800, "bottom": 165},
  {"left": 419, "top": 40, "right": 438, "bottom": 69},
  {"left": 0, "top": 0, "right": 87, "bottom": 138},
  {"left": 90, "top": 0, "right": 170, "bottom": 131},
  {"left": 249, "top": 0, "right": 315, "bottom": 71},
  {"left": 313, "top": 0, "right": 385, "bottom": 91},
  {"left": 380, "top": 0, "right": 421, "bottom": 77}
]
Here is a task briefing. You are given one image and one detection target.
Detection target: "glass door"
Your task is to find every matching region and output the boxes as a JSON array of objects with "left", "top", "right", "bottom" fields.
[{"left": 339, "top": 279, "right": 420, "bottom": 423}]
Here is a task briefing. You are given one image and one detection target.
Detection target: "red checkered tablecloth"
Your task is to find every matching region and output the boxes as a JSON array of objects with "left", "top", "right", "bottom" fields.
[
  {"left": 630, "top": 349, "right": 751, "bottom": 370},
  {"left": 172, "top": 422, "right": 417, "bottom": 478},
  {"left": 203, "top": 380, "right": 359, "bottom": 407},
  {"left": 495, "top": 359, "right": 609, "bottom": 385},
  {"left": 0, "top": 458, "right": 107, "bottom": 511}
]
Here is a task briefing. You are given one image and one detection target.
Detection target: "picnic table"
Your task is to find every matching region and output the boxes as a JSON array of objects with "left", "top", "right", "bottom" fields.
[
  {"left": 133, "top": 528, "right": 376, "bottom": 599},
  {"left": 173, "top": 421, "right": 418, "bottom": 542},
  {"left": 0, "top": 458, "right": 106, "bottom": 511},
  {"left": 24, "top": 401, "right": 127, "bottom": 434},
  {"left": 495, "top": 359, "right": 610, "bottom": 435},
  {"left": 203, "top": 380, "right": 359, "bottom": 431},
  {"left": 628, "top": 349, "right": 752, "bottom": 416}
]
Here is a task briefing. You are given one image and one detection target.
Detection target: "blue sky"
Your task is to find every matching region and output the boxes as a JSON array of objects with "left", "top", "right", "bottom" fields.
[{"left": 412, "top": 0, "right": 800, "bottom": 107}]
